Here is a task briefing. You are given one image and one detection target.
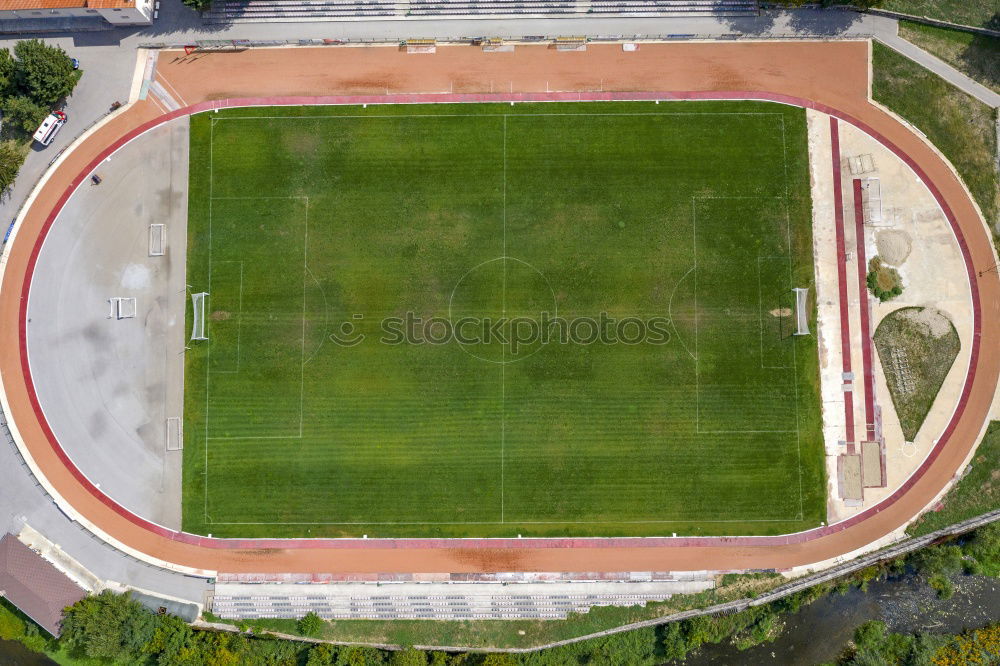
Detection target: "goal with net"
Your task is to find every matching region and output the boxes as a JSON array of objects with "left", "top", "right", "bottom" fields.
[
  {"left": 191, "top": 292, "right": 209, "bottom": 341},
  {"left": 793, "top": 287, "right": 810, "bottom": 336}
]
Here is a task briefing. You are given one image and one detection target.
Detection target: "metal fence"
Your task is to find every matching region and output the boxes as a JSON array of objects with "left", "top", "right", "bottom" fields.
[{"left": 137, "top": 32, "right": 874, "bottom": 50}]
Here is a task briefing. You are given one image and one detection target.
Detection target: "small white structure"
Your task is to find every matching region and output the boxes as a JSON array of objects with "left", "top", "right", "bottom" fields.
[
  {"left": 190, "top": 292, "right": 209, "bottom": 341},
  {"left": 107, "top": 297, "right": 136, "bottom": 320},
  {"left": 148, "top": 224, "right": 165, "bottom": 257},
  {"left": 793, "top": 287, "right": 810, "bottom": 336}
]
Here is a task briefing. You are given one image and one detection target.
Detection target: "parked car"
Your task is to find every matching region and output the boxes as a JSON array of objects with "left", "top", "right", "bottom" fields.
[{"left": 33, "top": 110, "right": 66, "bottom": 147}]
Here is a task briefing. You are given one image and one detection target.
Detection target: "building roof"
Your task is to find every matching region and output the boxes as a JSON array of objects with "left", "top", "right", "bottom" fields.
[
  {"left": 0, "top": 534, "right": 86, "bottom": 636},
  {"left": 0, "top": 0, "right": 134, "bottom": 9}
]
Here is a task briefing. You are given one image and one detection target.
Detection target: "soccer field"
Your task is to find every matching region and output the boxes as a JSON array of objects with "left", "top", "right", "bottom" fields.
[{"left": 182, "top": 101, "right": 825, "bottom": 538}]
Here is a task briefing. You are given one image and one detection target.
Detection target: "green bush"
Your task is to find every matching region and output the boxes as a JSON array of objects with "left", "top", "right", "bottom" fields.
[
  {"left": 297, "top": 611, "right": 325, "bottom": 637},
  {"left": 928, "top": 573, "right": 955, "bottom": 599},
  {"left": 866, "top": 256, "right": 904, "bottom": 301}
]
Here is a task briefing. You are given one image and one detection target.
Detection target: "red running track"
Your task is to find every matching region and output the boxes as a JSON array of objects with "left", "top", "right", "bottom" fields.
[{"left": 2, "top": 85, "right": 992, "bottom": 573}]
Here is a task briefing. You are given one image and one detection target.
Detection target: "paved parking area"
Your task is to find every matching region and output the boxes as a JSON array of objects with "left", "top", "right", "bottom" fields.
[{"left": 26, "top": 118, "right": 189, "bottom": 529}]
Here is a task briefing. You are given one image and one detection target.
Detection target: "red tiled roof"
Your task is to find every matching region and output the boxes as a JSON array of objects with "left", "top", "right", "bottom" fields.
[
  {"left": 0, "top": 0, "right": 133, "bottom": 9},
  {"left": 0, "top": 0, "right": 85, "bottom": 9},
  {"left": 0, "top": 534, "right": 86, "bottom": 636},
  {"left": 86, "top": 0, "right": 135, "bottom": 8}
]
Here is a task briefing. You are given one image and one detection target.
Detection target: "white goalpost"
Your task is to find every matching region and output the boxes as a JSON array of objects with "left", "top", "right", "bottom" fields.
[
  {"left": 793, "top": 287, "right": 810, "bottom": 336},
  {"left": 191, "top": 292, "right": 209, "bottom": 341}
]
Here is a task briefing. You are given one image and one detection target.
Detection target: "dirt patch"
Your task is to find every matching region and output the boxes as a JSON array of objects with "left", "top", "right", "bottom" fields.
[
  {"left": 899, "top": 307, "right": 953, "bottom": 339},
  {"left": 211, "top": 311, "right": 231, "bottom": 321},
  {"left": 769, "top": 308, "right": 792, "bottom": 317},
  {"left": 875, "top": 229, "right": 912, "bottom": 265}
]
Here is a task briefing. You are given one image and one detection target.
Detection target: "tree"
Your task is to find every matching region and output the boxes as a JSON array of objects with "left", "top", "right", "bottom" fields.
[
  {"left": 337, "top": 646, "right": 386, "bottom": 666},
  {"left": 480, "top": 655, "right": 517, "bottom": 666},
  {"left": 297, "top": 611, "right": 325, "bottom": 637},
  {"left": 60, "top": 591, "right": 158, "bottom": 662},
  {"left": 390, "top": 648, "right": 428, "bottom": 666},
  {"left": 0, "top": 143, "right": 22, "bottom": 198},
  {"left": 3, "top": 95, "right": 51, "bottom": 134},
  {"left": 307, "top": 643, "right": 338, "bottom": 666},
  {"left": 966, "top": 521, "right": 1000, "bottom": 576},
  {"left": 146, "top": 613, "right": 194, "bottom": 661},
  {"left": 661, "top": 621, "right": 690, "bottom": 661},
  {"left": 182, "top": 0, "right": 213, "bottom": 12},
  {"left": 13, "top": 39, "right": 76, "bottom": 105},
  {"left": 0, "top": 49, "right": 15, "bottom": 98}
]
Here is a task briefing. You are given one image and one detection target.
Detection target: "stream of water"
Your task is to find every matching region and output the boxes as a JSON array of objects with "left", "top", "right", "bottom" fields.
[{"left": 681, "top": 573, "right": 999, "bottom": 665}]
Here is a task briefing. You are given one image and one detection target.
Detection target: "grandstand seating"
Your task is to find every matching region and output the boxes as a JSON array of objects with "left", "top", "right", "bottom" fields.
[
  {"left": 212, "top": 590, "right": 676, "bottom": 620},
  {"left": 203, "top": 0, "right": 758, "bottom": 24}
]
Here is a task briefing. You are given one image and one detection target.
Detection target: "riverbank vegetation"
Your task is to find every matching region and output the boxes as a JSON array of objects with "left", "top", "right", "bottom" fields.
[
  {"left": 833, "top": 619, "right": 1000, "bottom": 665},
  {"left": 907, "top": 420, "right": 1000, "bottom": 535}
]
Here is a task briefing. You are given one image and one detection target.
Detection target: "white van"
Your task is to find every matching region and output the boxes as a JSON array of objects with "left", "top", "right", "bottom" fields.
[{"left": 33, "top": 112, "right": 66, "bottom": 147}]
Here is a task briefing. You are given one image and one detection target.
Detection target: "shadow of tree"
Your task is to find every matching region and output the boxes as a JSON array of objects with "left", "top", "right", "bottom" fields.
[
  {"left": 958, "top": 31, "right": 1000, "bottom": 92},
  {"left": 786, "top": 7, "right": 864, "bottom": 35},
  {"left": 985, "top": 10, "right": 999, "bottom": 31},
  {"left": 715, "top": 10, "right": 779, "bottom": 35}
]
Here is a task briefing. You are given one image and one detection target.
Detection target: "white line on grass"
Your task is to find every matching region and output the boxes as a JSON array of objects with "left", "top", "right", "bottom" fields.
[
  {"left": 208, "top": 517, "right": 800, "bottom": 526},
  {"left": 501, "top": 114, "right": 507, "bottom": 524},
  {"left": 784, "top": 201, "right": 805, "bottom": 520},
  {"left": 693, "top": 198, "right": 699, "bottom": 433},
  {"left": 213, "top": 112, "right": 789, "bottom": 121},
  {"left": 204, "top": 118, "right": 214, "bottom": 523},
  {"left": 300, "top": 197, "right": 309, "bottom": 438},
  {"left": 667, "top": 265, "right": 697, "bottom": 362}
]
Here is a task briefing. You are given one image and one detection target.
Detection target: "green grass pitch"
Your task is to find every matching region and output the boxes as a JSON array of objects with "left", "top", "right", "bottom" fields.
[{"left": 182, "top": 101, "right": 825, "bottom": 538}]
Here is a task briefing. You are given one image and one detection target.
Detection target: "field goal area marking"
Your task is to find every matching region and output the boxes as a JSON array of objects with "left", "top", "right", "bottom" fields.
[{"left": 200, "top": 111, "right": 807, "bottom": 527}]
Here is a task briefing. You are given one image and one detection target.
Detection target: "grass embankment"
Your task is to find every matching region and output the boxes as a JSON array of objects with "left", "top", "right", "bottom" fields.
[
  {"left": 898, "top": 20, "right": 1000, "bottom": 93},
  {"left": 871, "top": 42, "right": 999, "bottom": 237},
  {"left": 872, "top": 307, "right": 960, "bottom": 441},
  {"left": 183, "top": 101, "right": 825, "bottom": 539},
  {"left": 907, "top": 421, "right": 1000, "bottom": 536},
  {"left": 880, "top": 0, "right": 1000, "bottom": 29}
]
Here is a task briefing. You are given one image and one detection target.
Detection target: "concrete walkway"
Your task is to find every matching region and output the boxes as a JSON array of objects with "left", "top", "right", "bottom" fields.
[{"left": 876, "top": 30, "right": 1000, "bottom": 109}]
